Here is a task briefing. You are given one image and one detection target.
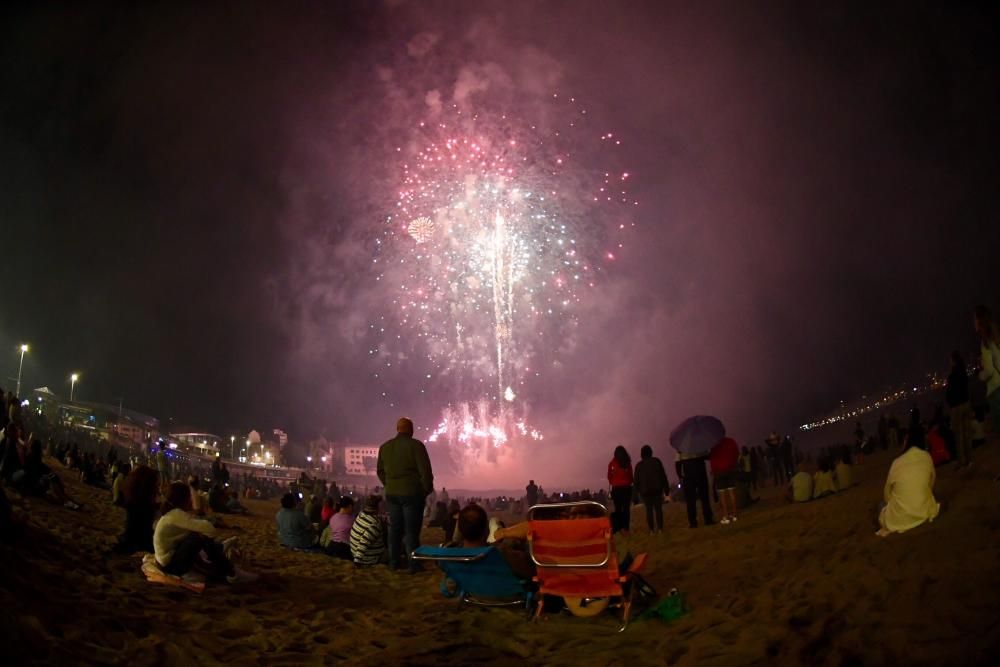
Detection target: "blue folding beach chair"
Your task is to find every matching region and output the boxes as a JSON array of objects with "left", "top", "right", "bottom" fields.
[{"left": 412, "top": 545, "right": 536, "bottom": 612}]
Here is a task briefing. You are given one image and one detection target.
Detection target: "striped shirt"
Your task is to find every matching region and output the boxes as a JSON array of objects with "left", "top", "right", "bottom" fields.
[{"left": 349, "top": 510, "right": 387, "bottom": 566}]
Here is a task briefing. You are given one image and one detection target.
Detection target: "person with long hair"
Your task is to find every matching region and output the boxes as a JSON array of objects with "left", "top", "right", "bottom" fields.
[
  {"left": 877, "top": 427, "right": 940, "bottom": 537},
  {"left": 974, "top": 305, "right": 1000, "bottom": 433},
  {"left": 607, "top": 445, "right": 634, "bottom": 535},
  {"left": 114, "top": 465, "right": 160, "bottom": 554}
]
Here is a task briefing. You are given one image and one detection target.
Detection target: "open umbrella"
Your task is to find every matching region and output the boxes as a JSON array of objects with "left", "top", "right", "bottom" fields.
[{"left": 669, "top": 415, "right": 725, "bottom": 457}]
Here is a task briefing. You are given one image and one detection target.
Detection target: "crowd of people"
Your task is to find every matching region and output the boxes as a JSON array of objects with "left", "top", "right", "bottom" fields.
[{"left": 1, "top": 304, "right": 997, "bottom": 591}]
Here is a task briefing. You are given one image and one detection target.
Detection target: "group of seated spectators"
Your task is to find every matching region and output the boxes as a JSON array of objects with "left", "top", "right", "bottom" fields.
[
  {"left": 787, "top": 449, "right": 855, "bottom": 502},
  {"left": 274, "top": 491, "right": 389, "bottom": 567}
]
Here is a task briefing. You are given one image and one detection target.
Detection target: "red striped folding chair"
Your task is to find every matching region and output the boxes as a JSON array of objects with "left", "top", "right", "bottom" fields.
[{"left": 527, "top": 501, "right": 647, "bottom": 631}]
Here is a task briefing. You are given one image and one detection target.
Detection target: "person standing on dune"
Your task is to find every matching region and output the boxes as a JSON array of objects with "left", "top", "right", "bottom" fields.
[
  {"left": 634, "top": 445, "right": 669, "bottom": 534},
  {"left": 607, "top": 445, "right": 634, "bottom": 536},
  {"left": 377, "top": 417, "right": 433, "bottom": 573}
]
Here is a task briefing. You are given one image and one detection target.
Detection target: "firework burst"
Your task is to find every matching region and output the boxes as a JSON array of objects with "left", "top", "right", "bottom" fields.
[{"left": 369, "top": 97, "right": 634, "bottom": 469}]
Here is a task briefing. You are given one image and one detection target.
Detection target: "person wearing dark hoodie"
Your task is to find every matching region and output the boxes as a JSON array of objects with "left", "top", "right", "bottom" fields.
[{"left": 633, "top": 444, "right": 670, "bottom": 534}]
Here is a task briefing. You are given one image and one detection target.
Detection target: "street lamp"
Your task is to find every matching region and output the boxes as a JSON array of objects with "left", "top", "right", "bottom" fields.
[
  {"left": 230, "top": 435, "right": 235, "bottom": 460},
  {"left": 70, "top": 373, "right": 79, "bottom": 402},
  {"left": 15, "top": 344, "right": 28, "bottom": 396}
]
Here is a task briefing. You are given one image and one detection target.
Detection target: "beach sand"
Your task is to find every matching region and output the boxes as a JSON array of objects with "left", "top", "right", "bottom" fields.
[{"left": 2, "top": 441, "right": 999, "bottom": 666}]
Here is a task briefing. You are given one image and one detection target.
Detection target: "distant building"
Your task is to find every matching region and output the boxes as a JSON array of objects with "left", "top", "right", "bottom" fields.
[
  {"left": 343, "top": 444, "right": 380, "bottom": 476},
  {"left": 169, "top": 428, "right": 222, "bottom": 455},
  {"left": 32, "top": 389, "right": 159, "bottom": 446}
]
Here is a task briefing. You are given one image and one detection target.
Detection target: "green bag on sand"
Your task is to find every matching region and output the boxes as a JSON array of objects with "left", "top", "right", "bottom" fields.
[{"left": 641, "top": 588, "right": 687, "bottom": 622}]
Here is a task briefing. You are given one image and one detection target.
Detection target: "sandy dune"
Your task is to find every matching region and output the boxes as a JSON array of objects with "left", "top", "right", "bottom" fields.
[{"left": 2, "top": 441, "right": 999, "bottom": 666}]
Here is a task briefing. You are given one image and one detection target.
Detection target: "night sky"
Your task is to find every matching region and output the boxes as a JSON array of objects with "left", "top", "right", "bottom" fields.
[{"left": 2, "top": 1, "right": 999, "bottom": 486}]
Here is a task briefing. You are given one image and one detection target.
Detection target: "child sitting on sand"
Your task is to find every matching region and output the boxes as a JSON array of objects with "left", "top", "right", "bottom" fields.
[
  {"left": 154, "top": 482, "right": 249, "bottom": 582},
  {"left": 787, "top": 463, "right": 813, "bottom": 503}
]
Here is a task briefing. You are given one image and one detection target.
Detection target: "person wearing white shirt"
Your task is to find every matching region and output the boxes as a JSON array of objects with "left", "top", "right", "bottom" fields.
[
  {"left": 154, "top": 482, "right": 240, "bottom": 582},
  {"left": 877, "top": 430, "right": 940, "bottom": 537}
]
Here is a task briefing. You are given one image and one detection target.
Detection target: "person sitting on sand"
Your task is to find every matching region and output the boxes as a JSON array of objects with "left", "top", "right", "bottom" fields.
[
  {"left": 350, "top": 494, "right": 388, "bottom": 567},
  {"left": 877, "top": 428, "right": 940, "bottom": 537},
  {"left": 208, "top": 483, "right": 232, "bottom": 514},
  {"left": 813, "top": 458, "right": 838, "bottom": 499},
  {"left": 834, "top": 452, "right": 853, "bottom": 489},
  {"left": 460, "top": 503, "right": 535, "bottom": 579},
  {"left": 111, "top": 462, "right": 130, "bottom": 507},
  {"left": 326, "top": 496, "right": 355, "bottom": 560},
  {"left": 15, "top": 439, "right": 81, "bottom": 510},
  {"left": 0, "top": 423, "right": 25, "bottom": 484},
  {"left": 154, "top": 482, "right": 249, "bottom": 582},
  {"left": 320, "top": 496, "right": 336, "bottom": 525},
  {"left": 189, "top": 476, "right": 208, "bottom": 516},
  {"left": 114, "top": 465, "right": 160, "bottom": 554},
  {"left": 305, "top": 494, "right": 322, "bottom": 525},
  {"left": 787, "top": 463, "right": 813, "bottom": 503},
  {"left": 276, "top": 492, "right": 316, "bottom": 549},
  {"left": 444, "top": 499, "right": 461, "bottom": 544}
]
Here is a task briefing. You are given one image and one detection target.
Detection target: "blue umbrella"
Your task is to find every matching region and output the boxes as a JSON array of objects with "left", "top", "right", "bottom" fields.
[{"left": 669, "top": 415, "right": 726, "bottom": 457}]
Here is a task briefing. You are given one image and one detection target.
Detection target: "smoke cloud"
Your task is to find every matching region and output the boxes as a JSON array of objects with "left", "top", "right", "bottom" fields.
[{"left": 2, "top": 2, "right": 997, "bottom": 489}]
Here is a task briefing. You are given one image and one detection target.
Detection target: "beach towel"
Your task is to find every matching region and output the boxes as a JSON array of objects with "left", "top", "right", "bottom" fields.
[{"left": 141, "top": 554, "right": 206, "bottom": 593}]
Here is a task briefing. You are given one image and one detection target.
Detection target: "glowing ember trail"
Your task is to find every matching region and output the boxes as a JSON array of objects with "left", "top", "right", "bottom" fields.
[{"left": 369, "top": 98, "right": 634, "bottom": 472}]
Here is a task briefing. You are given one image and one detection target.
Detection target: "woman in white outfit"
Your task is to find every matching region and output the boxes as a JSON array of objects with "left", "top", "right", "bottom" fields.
[{"left": 877, "top": 428, "right": 939, "bottom": 537}]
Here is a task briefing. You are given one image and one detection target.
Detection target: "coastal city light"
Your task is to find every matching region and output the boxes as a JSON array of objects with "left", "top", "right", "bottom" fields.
[{"left": 15, "top": 343, "right": 29, "bottom": 396}]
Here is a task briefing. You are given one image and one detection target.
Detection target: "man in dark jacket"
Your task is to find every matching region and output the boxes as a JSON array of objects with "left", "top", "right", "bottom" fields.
[
  {"left": 377, "top": 417, "right": 434, "bottom": 572},
  {"left": 675, "top": 453, "right": 714, "bottom": 528},
  {"left": 634, "top": 445, "right": 670, "bottom": 533}
]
